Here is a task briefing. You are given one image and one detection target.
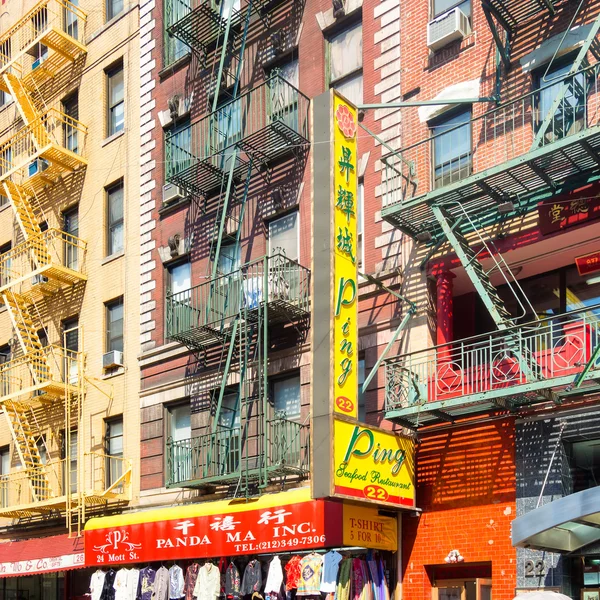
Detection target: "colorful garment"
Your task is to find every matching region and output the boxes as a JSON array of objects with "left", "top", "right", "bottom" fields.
[
  {"left": 335, "top": 559, "right": 352, "bottom": 600},
  {"left": 169, "top": 565, "right": 185, "bottom": 600},
  {"left": 296, "top": 554, "right": 323, "bottom": 597},
  {"left": 320, "top": 551, "right": 343, "bottom": 593},
  {"left": 139, "top": 567, "right": 157, "bottom": 600},
  {"left": 226, "top": 563, "right": 241, "bottom": 599},
  {"left": 284, "top": 557, "right": 302, "bottom": 591},
  {"left": 184, "top": 564, "right": 200, "bottom": 600}
]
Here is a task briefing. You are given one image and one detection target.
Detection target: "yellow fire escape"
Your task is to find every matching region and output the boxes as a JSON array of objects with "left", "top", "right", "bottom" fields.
[{"left": 0, "top": 0, "right": 131, "bottom": 534}]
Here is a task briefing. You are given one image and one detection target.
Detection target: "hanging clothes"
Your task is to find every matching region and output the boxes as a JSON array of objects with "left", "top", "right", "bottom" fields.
[
  {"left": 264, "top": 556, "right": 284, "bottom": 595},
  {"left": 90, "top": 569, "right": 106, "bottom": 600},
  {"left": 219, "top": 558, "right": 228, "bottom": 598},
  {"left": 184, "top": 564, "right": 200, "bottom": 600},
  {"left": 226, "top": 562, "right": 241, "bottom": 600},
  {"left": 241, "top": 560, "right": 262, "bottom": 596},
  {"left": 284, "top": 557, "right": 302, "bottom": 592},
  {"left": 335, "top": 558, "right": 352, "bottom": 600},
  {"left": 138, "top": 566, "right": 157, "bottom": 600},
  {"left": 169, "top": 565, "right": 185, "bottom": 600},
  {"left": 114, "top": 568, "right": 130, "bottom": 600},
  {"left": 320, "top": 551, "right": 343, "bottom": 594},
  {"left": 153, "top": 566, "right": 170, "bottom": 600},
  {"left": 128, "top": 569, "right": 141, "bottom": 600},
  {"left": 296, "top": 554, "right": 323, "bottom": 597},
  {"left": 100, "top": 569, "right": 118, "bottom": 600},
  {"left": 193, "top": 563, "right": 221, "bottom": 600}
]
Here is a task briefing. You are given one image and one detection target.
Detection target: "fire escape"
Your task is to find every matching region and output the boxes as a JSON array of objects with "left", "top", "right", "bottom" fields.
[
  {"left": 381, "top": 2, "right": 600, "bottom": 428},
  {"left": 0, "top": 0, "right": 131, "bottom": 533},
  {"left": 164, "top": 0, "right": 311, "bottom": 496}
]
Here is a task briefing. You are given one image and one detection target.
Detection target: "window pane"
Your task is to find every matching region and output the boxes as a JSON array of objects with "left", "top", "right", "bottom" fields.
[
  {"left": 217, "top": 243, "right": 240, "bottom": 275},
  {"left": 334, "top": 73, "right": 363, "bottom": 107},
  {"left": 273, "top": 375, "right": 301, "bottom": 419},
  {"left": 220, "top": 393, "right": 240, "bottom": 428},
  {"left": 269, "top": 212, "right": 298, "bottom": 261},
  {"left": 108, "top": 420, "right": 123, "bottom": 455},
  {"left": 434, "top": 0, "right": 471, "bottom": 17},
  {"left": 330, "top": 24, "right": 362, "bottom": 82},
  {"left": 169, "top": 262, "right": 191, "bottom": 295},
  {"left": 279, "top": 60, "right": 299, "bottom": 88},
  {"left": 431, "top": 109, "right": 472, "bottom": 188},
  {"left": 566, "top": 266, "right": 600, "bottom": 318},
  {"left": 0, "top": 449, "right": 9, "bottom": 475},
  {"left": 108, "top": 0, "right": 124, "bottom": 19},
  {"left": 108, "top": 183, "right": 124, "bottom": 255},
  {"left": 170, "top": 404, "right": 191, "bottom": 441},
  {"left": 109, "top": 69, "right": 124, "bottom": 105},
  {"left": 107, "top": 300, "right": 124, "bottom": 353}
]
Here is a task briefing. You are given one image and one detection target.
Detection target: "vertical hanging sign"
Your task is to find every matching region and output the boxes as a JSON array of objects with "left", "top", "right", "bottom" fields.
[{"left": 332, "top": 93, "right": 358, "bottom": 419}]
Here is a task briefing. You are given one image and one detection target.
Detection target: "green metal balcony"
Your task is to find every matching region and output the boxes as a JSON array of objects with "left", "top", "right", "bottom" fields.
[
  {"left": 166, "top": 253, "right": 310, "bottom": 349},
  {"left": 165, "top": 75, "right": 310, "bottom": 197},
  {"left": 483, "top": 0, "right": 556, "bottom": 34},
  {"left": 166, "top": 417, "right": 310, "bottom": 488},
  {"left": 384, "top": 305, "right": 600, "bottom": 429},
  {"left": 381, "top": 63, "right": 600, "bottom": 241}
]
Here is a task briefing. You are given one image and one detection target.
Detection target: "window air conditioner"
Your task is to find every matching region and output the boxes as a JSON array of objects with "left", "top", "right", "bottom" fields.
[
  {"left": 162, "top": 183, "right": 186, "bottom": 204},
  {"left": 102, "top": 350, "right": 123, "bottom": 370},
  {"left": 427, "top": 7, "right": 471, "bottom": 52},
  {"left": 32, "top": 274, "right": 48, "bottom": 286},
  {"left": 28, "top": 158, "right": 49, "bottom": 178}
]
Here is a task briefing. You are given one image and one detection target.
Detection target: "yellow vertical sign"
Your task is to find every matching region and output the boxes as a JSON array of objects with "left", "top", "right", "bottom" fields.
[{"left": 333, "top": 92, "right": 358, "bottom": 419}]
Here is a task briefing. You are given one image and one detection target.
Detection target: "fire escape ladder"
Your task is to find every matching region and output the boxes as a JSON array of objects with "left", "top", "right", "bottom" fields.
[
  {"left": 2, "top": 401, "right": 52, "bottom": 501},
  {"left": 531, "top": 11, "right": 600, "bottom": 149}
]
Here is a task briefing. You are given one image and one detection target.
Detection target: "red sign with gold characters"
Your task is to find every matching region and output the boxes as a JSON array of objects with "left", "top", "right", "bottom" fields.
[
  {"left": 576, "top": 251, "right": 600, "bottom": 276},
  {"left": 85, "top": 499, "right": 342, "bottom": 565},
  {"left": 538, "top": 185, "right": 600, "bottom": 235}
]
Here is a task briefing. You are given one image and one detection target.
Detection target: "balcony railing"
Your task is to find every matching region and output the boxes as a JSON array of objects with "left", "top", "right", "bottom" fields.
[
  {"left": 0, "top": 453, "right": 131, "bottom": 514},
  {"left": 381, "top": 63, "right": 600, "bottom": 237},
  {"left": 385, "top": 305, "right": 600, "bottom": 423},
  {"left": 0, "top": 108, "right": 87, "bottom": 191},
  {"left": 166, "top": 75, "right": 310, "bottom": 196},
  {"left": 0, "top": 345, "right": 81, "bottom": 402},
  {"left": 0, "top": 229, "right": 86, "bottom": 297},
  {"left": 0, "top": 0, "right": 86, "bottom": 74},
  {"left": 166, "top": 253, "right": 310, "bottom": 348},
  {"left": 166, "top": 417, "right": 310, "bottom": 487}
]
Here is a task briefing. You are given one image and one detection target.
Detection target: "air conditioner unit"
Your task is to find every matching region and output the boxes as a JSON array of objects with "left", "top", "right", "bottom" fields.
[
  {"left": 427, "top": 7, "right": 471, "bottom": 52},
  {"left": 102, "top": 350, "right": 123, "bottom": 370},
  {"left": 163, "top": 183, "right": 185, "bottom": 204},
  {"left": 28, "top": 158, "right": 49, "bottom": 178},
  {"left": 32, "top": 274, "right": 48, "bottom": 286}
]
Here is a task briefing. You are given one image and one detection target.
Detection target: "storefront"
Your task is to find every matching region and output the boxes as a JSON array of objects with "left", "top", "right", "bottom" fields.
[
  {"left": 83, "top": 488, "right": 399, "bottom": 600},
  {"left": 0, "top": 534, "right": 89, "bottom": 600}
]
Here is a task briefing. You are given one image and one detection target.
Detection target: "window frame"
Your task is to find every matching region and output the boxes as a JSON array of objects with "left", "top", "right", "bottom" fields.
[
  {"left": 106, "top": 63, "right": 125, "bottom": 136},
  {"left": 104, "top": 416, "right": 124, "bottom": 488},
  {"left": 327, "top": 21, "right": 363, "bottom": 104},
  {"left": 270, "top": 371, "right": 302, "bottom": 421},
  {"left": 106, "top": 0, "right": 124, "bottom": 23},
  {"left": 165, "top": 117, "right": 192, "bottom": 182},
  {"left": 268, "top": 209, "right": 300, "bottom": 262},
  {"left": 106, "top": 180, "right": 124, "bottom": 257},
  {"left": 166, "top": 258, "right": 191, "bottom": 295},
  {"left": 105, "top": 297, "right": 124, "bottom": 354},
  {"left": 62, "top": 204, "right": 79, "bottom": 270}
]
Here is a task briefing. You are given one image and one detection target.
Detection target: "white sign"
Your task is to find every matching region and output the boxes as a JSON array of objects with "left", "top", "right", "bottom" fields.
[{"left": 0, "top": 552, "right": 84, "bottom": 576}]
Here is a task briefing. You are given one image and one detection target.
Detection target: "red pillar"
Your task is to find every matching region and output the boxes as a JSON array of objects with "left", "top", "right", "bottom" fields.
[{"left": 436, "top": 270, "right": 456, "bottom": 363}]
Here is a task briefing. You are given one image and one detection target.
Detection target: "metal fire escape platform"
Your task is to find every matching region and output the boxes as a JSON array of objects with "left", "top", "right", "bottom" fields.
[
  {"left": 380, "top": 63, "right": 600, "bottom": 242},
  {"left": 166, "top": 75, "right": 310, "bottom": 198}
]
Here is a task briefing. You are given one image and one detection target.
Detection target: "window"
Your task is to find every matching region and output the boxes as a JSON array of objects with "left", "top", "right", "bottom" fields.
[
  {"left": 219, "top": 393, "right": 240, "bottom": 429},
  {"left": 535, "top": 56, "right": 588, "bottom": 143},
  {"left": 62, "top": 430, "right": 77, "bottom": 494},
  {"left": 164, "top": 0, "right": 190, "bottom": 66},
  {"left": 0, "top": 149, "right": 10, "bottom": 207},
  {"left": 64, "top": 0, "right": 79, "bottom": 39},
  {"left": 167, "top": 260, "right": 191, "bottom": 295},
  {"left": 0, "top": 344, "right": 10, "bottom": 397},
  {"left": 107, "top": 0, "right": 124, "bottom": 21},
  {"left": 105, "top": 417, "right": 123, "bottom": 487},
  {"left": 63, "top": 205, "right": 79, "bottom": 271},
  {"left": 268, "top": 211, "right": 299, "bottom": 261},
  {"left": 566, "top": 438, "right": 600, "bottom": 493},
  {"left": 430, "top": 108, "right": 472, "bottom": 188},
  {"left": 433, "top": 0, "right": 471, "bottom": 18},
  {"left": 0, "top": 446, "right": 8, "bottom": 508},
  {"left": 106, "top": 181, "right": 124, "bottom": 256},
  {"left": 329, "top": 23, "right": 363, "bottom": 105},
  {"left": 166, "top": 118, "right": 191, "bottom": 178},
  {"left": 0, "top": 242, "right": 11, "bottom": 288},
  {"left": 107, "top": 65, "right": 124, "bottom": 135},
  {"left": 169, "top": 403, "right": 191, "bottom": 441},
  {"left": 217, "top": 393, "right": 240, "bottom": 473},
  {"left": 272, "top": 374, "right": 301, "bottom": 420},
  {"left": 168, "top": 403, "right": 191, "bottom": 483},
  {"left": 106, "top": 298, "right": 124, "bottom": 353},
  {"left": 62, "top": 92, "right": 79, "bottom": 154},
  {"left": 62, "top": 316, "right": 79, "bottom": 384},
  {"left": 270, "top": 60, "right": 299, "bottom": 131},
  {"left": 357, "top": 181, "right": 364, "bottom": 269},
  {"left": 358, "top": 357, "right": 366, "bottom": 422},
  {"left": 215, "top": 97, "right": 242, "bottom": 150},
  {"left": 216, "top": 242, "right": 240, "bottom": 275}
]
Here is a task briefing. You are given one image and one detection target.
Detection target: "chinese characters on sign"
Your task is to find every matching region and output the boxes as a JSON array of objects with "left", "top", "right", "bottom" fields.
[
  {"left": 333, "top": 95, "right": 359, "bottom": 418},
  {"left": 538, "top": 188, "right": 600, "bottom": 235}
]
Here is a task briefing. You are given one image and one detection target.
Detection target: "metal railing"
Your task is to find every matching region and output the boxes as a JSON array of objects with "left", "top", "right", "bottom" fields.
[
  {"left": 0, "top": 108, "right": 87, "bottom": 182},
  {"left": 0, "top": 453, "right": 131, "bottom": 511},
  {"left": 381, "top": 63, "right": 600, "bottom": 209},
  {"left": 385, "top": 304, "right": 600, "bottom": 411},
  {"left": 0, "top": 345, "right": 81, "bottom": 401},
  {"left": 166, "top": 253, "right": 310, "bottom": 341},
  {"left": 0, "top": 229, "right": 86, "bottom": 291},
  {"left": 166, "top": 417, "right": 309, "bottom": 486},
  {"left": 0, "top": 0, "right": 86, "bottom": 72},
  {"left": 166, "top": 75, "right": 309, "bottom": 181}
]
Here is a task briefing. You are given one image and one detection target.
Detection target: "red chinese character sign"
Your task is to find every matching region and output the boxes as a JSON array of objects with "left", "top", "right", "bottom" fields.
[
  {"left": 84, "top": 500, "right": 342, "bottom": 565},
  {"left": 538, "top": 185, "right": 600, "bottom": 235},
  {"left": 333, "top": 94, "right": 359, "bottom": 419}
]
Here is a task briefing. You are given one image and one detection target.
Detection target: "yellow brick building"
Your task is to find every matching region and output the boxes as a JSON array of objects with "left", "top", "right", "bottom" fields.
[{"left": 0, "top": 0, "right": 141, "bottom": 543}]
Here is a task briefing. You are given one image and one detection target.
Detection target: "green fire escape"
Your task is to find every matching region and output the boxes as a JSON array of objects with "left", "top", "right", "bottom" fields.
[
  {"left": 164, "top": 0, "right": 311, "bottom": 495},
  {"left": 381, "top": 4, "right": 600, "bottom": 429}
]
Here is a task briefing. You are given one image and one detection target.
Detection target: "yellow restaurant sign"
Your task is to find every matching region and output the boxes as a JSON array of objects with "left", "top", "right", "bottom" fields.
[
  {"left": 333, "top": 418, "right": 415, "bottom": 508},
  {"left": 342, "top": 503, "right": 397, "bottom": 551},
  {"left": 332, "top": 91, "right": 359, "bottom": 419}
]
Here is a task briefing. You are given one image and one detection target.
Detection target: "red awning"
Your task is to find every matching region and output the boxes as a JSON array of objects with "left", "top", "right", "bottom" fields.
[{"left": 0, "top": 534, "right": 84, "bottom": 577}]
